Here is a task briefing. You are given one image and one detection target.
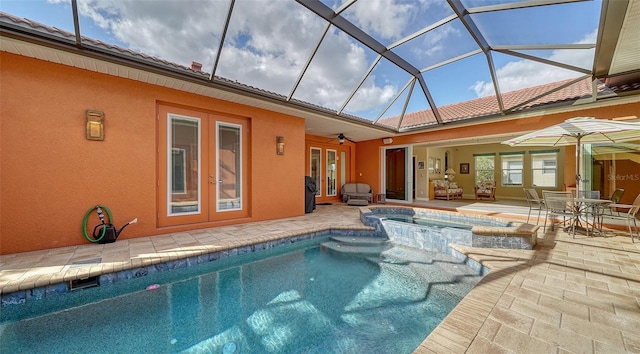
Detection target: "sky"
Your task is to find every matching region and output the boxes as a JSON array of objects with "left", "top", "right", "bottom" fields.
[{"left": 1, "top": 0, "right": 602, "bottom": 121}]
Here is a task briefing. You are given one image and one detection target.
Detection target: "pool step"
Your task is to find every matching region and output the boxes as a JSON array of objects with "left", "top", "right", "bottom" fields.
[
  {"left": 321, "top": 237, "right": 391, "bottom": 256},
  {"left": 329, "top": 236, "right": 388, "bottom": 245}
]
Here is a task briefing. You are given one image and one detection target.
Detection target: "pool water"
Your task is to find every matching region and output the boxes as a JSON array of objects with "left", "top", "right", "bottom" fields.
[{"left": 0, "top": 236, "right": 482, "bottom": 353}]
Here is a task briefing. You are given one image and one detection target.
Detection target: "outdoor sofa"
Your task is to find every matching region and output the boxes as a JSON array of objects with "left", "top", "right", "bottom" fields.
[{"left": 341, "top": 183, "right": 372, "bottom": 203}]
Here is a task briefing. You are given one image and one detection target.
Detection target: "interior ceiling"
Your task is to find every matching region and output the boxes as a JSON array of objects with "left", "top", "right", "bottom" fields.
[{"left": 1, "top": 0, "right": 639, "bottom": 144}]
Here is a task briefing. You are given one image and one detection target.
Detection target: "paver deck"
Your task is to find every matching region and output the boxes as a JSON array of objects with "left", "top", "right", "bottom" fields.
[{"left": 1, "top": 201, "right": 639, "bottom": 353}]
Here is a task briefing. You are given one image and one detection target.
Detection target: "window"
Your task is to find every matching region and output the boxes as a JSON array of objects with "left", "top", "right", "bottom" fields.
[
  {"left": 474, "top": 155, "right": 495, "bottom": 184},
  {"left": 501, "top": 154, "right": 523, "bottom": 186},
  {"left": 531, "top": 152, "right": 557, "bottom": 187}
]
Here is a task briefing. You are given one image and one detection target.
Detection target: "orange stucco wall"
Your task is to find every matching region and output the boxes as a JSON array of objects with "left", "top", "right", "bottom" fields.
[
  {"left": 356, "top": 103, "right": 640, "bottom": 196},
  {"left": 0, "top": 52, "right": 305, "bottom": 254}
]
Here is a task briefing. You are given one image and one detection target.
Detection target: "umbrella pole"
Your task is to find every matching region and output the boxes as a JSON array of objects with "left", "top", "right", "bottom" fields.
[{"left": 575, "top": 135, "right": 582, "bottom": 198}]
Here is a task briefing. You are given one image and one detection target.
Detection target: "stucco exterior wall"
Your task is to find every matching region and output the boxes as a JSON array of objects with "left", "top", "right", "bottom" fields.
[{"left": 1, "top": 52, "right": 305, "bottom": 254}]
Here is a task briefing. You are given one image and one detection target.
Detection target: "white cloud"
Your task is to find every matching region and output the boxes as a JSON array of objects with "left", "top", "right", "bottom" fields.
[
  {"left": 76, "top": 0, "right": 228, "bottom": 69},
  {"left": 292, "top": 30, "right": 374, "bottom": 110},
  {"left": 70, "top": 0, "right": 397, "bottom": 116},
  {"left": 346, "top": 76, "right": 397, "bottom": 112},
  {"left": 472, "top": 29, "right": 597, "bottom": 97},
  {"left": 413, "top": 25, "right": 460, "bottom": 59},
  {"left": 343, "top": 0, "right": 414, "bottom": 41}
]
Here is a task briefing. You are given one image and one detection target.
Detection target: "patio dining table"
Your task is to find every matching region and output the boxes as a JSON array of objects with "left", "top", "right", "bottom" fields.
[{"left": 573, "top": 197, "right": 612, "bottom": 236}]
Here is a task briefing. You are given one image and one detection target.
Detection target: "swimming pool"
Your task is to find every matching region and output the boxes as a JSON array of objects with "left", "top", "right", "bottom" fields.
[{"left": 0, "top": 236, "right": 482, "bottom": 353}]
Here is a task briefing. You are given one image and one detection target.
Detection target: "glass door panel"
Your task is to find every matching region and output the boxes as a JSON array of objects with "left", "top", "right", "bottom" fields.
[
  {"left": 217, "top": 123, "right": 242, "bottom": 211},
  {"left": 340, "top": 151, "right": 346, "bottom": 192},
  {"left": 209, "top": 115, "right": 248, "bottom": 222},
  {"left": 169, "top": 115, "right": 201, "bottom": 215},
  {"left": 326, "top": 150, "right": 337, "bottom": 196},
  {"left": 310, "top": 148, "right": 321, "bottom": 196},
  {"left": 158, "top": 105, "right": 209, "bottom": 227}
]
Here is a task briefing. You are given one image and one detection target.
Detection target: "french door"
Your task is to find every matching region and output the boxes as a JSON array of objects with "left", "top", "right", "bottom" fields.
[
  {"left": 158, "top": 105, "right": 248, "bottom": 227},
  {"left": 309, "top": 146, "right": 348, "bottom": 199}
]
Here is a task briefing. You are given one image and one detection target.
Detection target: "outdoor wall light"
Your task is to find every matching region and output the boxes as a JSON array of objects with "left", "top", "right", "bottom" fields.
[
  {"left": 276, "top": 136, "right": 285, "bottom": 155},
  {"left": 86, "top": 110, "right": 104, "bottom": 141}
]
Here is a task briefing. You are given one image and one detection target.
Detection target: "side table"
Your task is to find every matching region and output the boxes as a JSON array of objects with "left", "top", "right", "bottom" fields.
[{"left": 375, "top": 193, "right": 386, "bottom": 204}]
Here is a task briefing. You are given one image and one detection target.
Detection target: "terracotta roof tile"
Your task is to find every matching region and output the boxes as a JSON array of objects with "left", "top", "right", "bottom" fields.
[{"left": 381, "top": 77, "right": 617, "bottom": 129}]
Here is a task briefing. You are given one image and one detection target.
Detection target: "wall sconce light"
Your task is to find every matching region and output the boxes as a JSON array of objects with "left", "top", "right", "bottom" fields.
[
  {"left": 86, "top": 110, "right": 104, "bottom": 141},
  {"left": 383, "top": 138, "right": 393, "bottom": 144},
  {"left": 276, "top": 136, "right": 285, "bottom": 155}
]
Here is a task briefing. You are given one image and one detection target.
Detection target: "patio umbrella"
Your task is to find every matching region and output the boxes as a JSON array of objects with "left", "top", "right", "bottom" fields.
[{"left": 502, "top": 117, "right": 640, "bottom": 196}]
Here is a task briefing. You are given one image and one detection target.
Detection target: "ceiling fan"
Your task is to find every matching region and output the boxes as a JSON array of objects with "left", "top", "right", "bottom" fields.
[{"left": 336, "top": 133, "right": 356, "bottom": 145}]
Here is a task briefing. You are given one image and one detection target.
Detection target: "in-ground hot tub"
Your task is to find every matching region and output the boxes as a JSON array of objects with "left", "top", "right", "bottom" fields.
[{"left": 360, "top": 206, "right": 539, "bottom": 251}]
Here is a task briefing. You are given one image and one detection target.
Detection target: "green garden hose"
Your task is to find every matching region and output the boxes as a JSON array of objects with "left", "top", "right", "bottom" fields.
[{"left": 82, "top": 205, "right": 112, "bottom": 243}]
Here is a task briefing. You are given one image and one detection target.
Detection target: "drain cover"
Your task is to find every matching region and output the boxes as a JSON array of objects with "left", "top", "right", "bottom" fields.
[{"left": 222, "top": 342, "right": 237, "bottom": 354}]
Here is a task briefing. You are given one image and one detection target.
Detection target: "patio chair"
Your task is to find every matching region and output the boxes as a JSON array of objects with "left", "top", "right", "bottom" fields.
[
  {"left": 523, "top": 188, "right": 544, "bottom": 224},
  {"left": 605, "top": 188, "right": 625, "bottom": 216},
  {"left": 474, "top": 181, "right": 496, "bottom": 200},
  {"left": 542, "top": 191, "right": 581, "bottom": 237},
  {"left": 604, "top": 193, "right": 640, "bottom": 242}
]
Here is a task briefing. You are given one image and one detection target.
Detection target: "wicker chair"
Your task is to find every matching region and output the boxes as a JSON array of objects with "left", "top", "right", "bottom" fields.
[{"left": 474, "top": 181, "right": 496, "bottom": 200}]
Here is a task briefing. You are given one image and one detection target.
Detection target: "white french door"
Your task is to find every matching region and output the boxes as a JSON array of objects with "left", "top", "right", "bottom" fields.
[{"left": 158, "top": 105, "right": 248, "bottom": 227}]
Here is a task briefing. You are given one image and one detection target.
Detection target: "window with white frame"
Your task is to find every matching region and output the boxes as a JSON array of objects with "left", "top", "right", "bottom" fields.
[
  {"left": 501, "top": 154, "right": 523, "bottom": 186},
  {"left": 474, "top": 154, "right": 495, "bottom": 184},
  {"left": 531, "top": 151, "right": 558, "bottom": 187}
]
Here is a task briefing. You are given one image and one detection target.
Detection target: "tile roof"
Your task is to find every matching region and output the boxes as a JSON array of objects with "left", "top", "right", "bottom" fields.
[{"left": 380, "top": 77, "right": 618, "bottom": 129}]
